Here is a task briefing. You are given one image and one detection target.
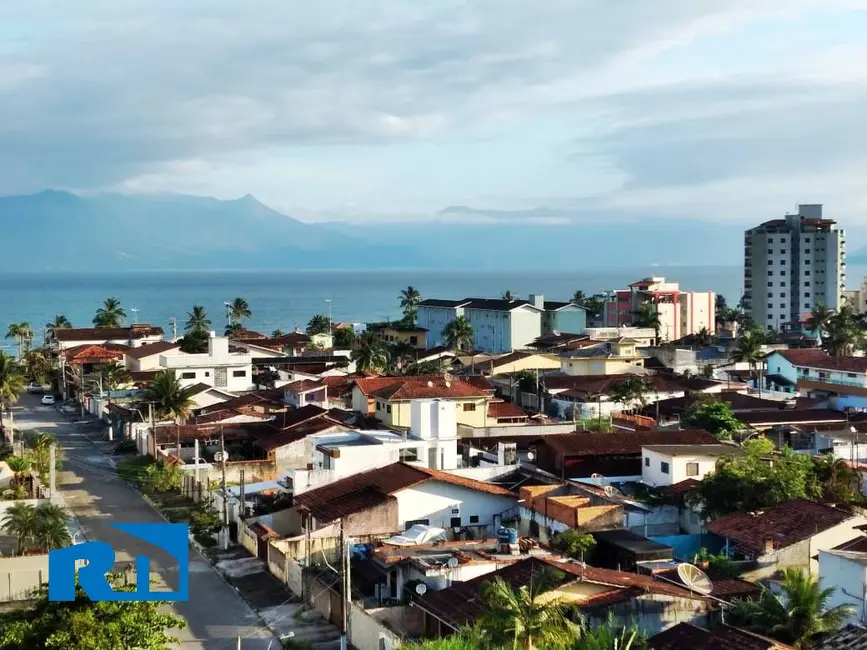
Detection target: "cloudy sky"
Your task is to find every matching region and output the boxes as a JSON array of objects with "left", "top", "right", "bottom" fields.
[{"left": 3, "top": 1, "right": 867, "bottom": 223}]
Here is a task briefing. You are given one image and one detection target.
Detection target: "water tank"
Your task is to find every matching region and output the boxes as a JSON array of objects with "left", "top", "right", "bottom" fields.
[{"left": 497, "top": 527, "right": 518, "bottom": 545}]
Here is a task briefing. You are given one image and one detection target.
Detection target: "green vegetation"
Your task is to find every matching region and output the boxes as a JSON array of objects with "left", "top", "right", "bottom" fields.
[
  {"left": 732, "top": 329, "right": 763, "bottom": 380},
  {"left": 45, "top": 314, "right": 72, "bottom": 344},
  {"left": 608, "top": 376, "right": 653, "bottom": 414},
  {"left": 729, "top": 568, "right": 853, "bottom": 648},
  {"left": 574, "top": 614, "right": 646, "bottom": 650},
  {"left": 681, "top": 400, "right": 743, "bottom": 440},
  {"left": 306, "top": 313, "right": 331, "bottom": 335},
  {"left": 443, "top": 316, "right": 474, "bottom": 352},
  {"left": 227, "top": 296, "right": 252, "bottom": 325},
  {"left": 1, "top": 501, "right": 72, "bottom": 555},
  {"left": 400, "top": 285, "right": 422, "bottom": 324},
  {"left": 572, "top": 291, "right": 607, "bottom": 321},
  {"left": 632, "top": 302, "right": 661, "bottom": 341},
  {"left": 693, "top": 548, "right": 740, "bottom": 578},
  {"left": 5, "top": 322, "right": 34, "bottom": 358},
  {"left": 21, "top": 348, "right": 52, "bottom": 384},
  {"left": 551, "top": 529, "right": 596, "bottom": 562},
  {"left": 815, "top": 304, "right": 862, "bottom": 356},
  {"left": 100, "top": 361, "right": 130, "bottom": 406},
  {"left": 185, "top": 304, "right": 211, "bottom": 334},
  {"left": 178, "top": 328, "right": 209, "bottom": 353},
  {"left": 93, "top": 297, "right": 126, "bottom": 328},
  {"left": 501, "top": 290, "right": 516, "bottom": 301},
  {"left": 141, "top": 370, "right": 195, "bottom": 421},
  {"left": 351, "top": 332, "right": 390, "bottom": 373},
  {"left": 334, "top": 326, "right": 356, "bottom": 348},
  {"left": 0, "top": 577, "right": 186, "bottom": 649},
  {"left": 189, "top": 502, "right": 221, "bottom": 547}
]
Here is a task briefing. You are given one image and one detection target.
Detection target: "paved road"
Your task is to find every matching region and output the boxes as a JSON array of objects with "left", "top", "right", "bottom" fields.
[{"left": 14, "top": 394, "right": 282, "bottom": 650}]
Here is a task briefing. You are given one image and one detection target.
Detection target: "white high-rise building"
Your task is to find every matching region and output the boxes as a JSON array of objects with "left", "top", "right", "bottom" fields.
[{"left": 743, "top": 205, "right": 846, "bottom": 329}]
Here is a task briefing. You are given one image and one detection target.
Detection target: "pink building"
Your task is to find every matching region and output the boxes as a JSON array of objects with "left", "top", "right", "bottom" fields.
[{"left": 603, "top": 277, "right": 715, "bottom": 342}]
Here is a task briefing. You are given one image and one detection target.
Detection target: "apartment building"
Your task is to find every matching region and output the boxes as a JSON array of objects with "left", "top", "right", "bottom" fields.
[
  {"left": 602, "top": 277, "right": 715, "bottom": 342},
  {"left": 743, "top": 204, "right": 846, "bottom": 330}
]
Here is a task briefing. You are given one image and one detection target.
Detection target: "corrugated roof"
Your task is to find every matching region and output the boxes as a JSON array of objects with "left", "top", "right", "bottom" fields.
[
  {"left": 371, "top": 377, "right": 490, "bottom": 401},
  {"left": 649, "top": 622, "right": 790, "bottom": 649},
  {"left": 536, "top": 429, "right": 718, "bottom": 457}
]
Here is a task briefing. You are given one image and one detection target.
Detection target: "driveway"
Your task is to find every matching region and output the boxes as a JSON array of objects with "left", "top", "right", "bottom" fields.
[{"left": 12, "top": 394, "right": 282, "bottom": 649}]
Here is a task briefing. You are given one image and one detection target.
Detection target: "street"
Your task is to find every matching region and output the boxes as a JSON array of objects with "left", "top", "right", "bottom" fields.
[{"left": 13, "top": 394, "right": 282, "bottom": 650}]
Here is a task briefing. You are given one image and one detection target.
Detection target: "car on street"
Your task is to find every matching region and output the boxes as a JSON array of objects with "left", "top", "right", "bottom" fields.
[
  {"left": 27, "top": 382, "right": 46, "bottom": 394},
  {"left": 41, "top": 394, "right": 56, "bottom": 405}
]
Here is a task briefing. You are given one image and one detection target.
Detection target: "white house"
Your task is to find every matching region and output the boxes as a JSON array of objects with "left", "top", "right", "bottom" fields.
[
  {"left": 819, "top": 541, "right": 867, "bottom": 628},
  {"left": 417, "top": 297, "right": 543, "bottom": 353},
  {"left": 159, "top": 333, "right": 254, "bottom": 393},
  {"left": 641, "top": 444, "right": 743, "bottom": 487},
  {"left": 282, "top": 379, "right": 328, "bottom": 408},
  {"left": 54, "top": 324, "right": 165, "bottom": 351}
]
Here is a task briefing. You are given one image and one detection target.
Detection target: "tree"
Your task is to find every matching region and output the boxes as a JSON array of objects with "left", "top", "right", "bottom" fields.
[
  {"left": 681, "top": 400, "right": 743, "bottom": 440},
  {"left": 583, "top": 294, "right": 607, "bottom": 321},
  {"left": 400, "top": 286, "right": 422, "bottom": 323},
  {"left": 552, "top": 528, "right": 596, "bottom": 562},
  {"left": 100, "top": 361, "right": 130, "bottom": 407},
  {"left": 443, "top": 316, "right": 474, "bottom": 352},
  {"left": 572, "top": 290, "right": 586, "bottom": 306},
  {"left": 694, "top": 327, "right": 715, "bottom": 347},
  {"left": 334, "top": 327, "right": 356, "bottom": 348},
  {"left": 224, "top": 322, "right": 243, "bottom": 337},
  {"left": 33, "top": 502, "right": 71, "bottom": 552},
  {"left": 807, "top": 303, "right": 834, "bottom": 335},
  {"left": 733, "top": 329, "right": 764, "bottom": 382},
  {"left": 1, "top": 501, "right": 37, "bottom": 554},
  {"left": 6, "top": 322, "right": 33, "bottom": 358},
  {"left": 502, "top": 290, "right": 516, "bottom": 301},
  {"left": 184, "top": 305, "right": 211, "bottom": 334},
  {"left": 21, "top": 348, "right": 51, "bottom": 384},
  {"left": 93, "top": 297, "right": 126, "bottom": 328},
  {"left": 0, "top": 350, "right": 26, "bottom": 414},
  {"left": 729, "top": 567, "right": 853, "bottom": 648},
  {"left": 271, "top": 328, "right": 285, "bottom": 337},
  {"left": 632, "top": 302, "right": 661, "bottom": 342},
  {"left": 142, "top": 370, "right": 195, "bottom": 421},
  {"left": 479, "top": 568, "right": 580, "bottom": 650},
  {"left": 822, "top": 305, "right": 862, "bottom": 357},
  {"left": 307, "top": 313, "right": 331, "bottom": 335},
  {"left": 814, "top": 454, "right": 862, "bottom": 504},
  {"left": 177, "top": 329, "right": 209, "bottom": 354},
  {"left": 351, "top": 332, "right": 390, "bottom": 373},
  {"left": 574, "top": 614, "right": 647, "bottom": 650},
  {"left": 45, "top": 314, "right": 72, "bottom": 344},
  {"left": 0, "top": 577, "right": 186, "bottom": 649},
  {"left": 5, "top": 455, "right": 31, "bottom": 491},
  {"left": 608, "top": 376, "right": 652, "bottom": 414},
  {"left": 227, "top": 297, "right": 252, "bottom": 325}
]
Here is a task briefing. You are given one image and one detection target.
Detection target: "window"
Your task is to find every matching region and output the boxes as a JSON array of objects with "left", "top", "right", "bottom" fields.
[
  {"left": 232, "top": 370, "right": 246, "bottom": 378},
  {"left": 768, "top": 271, "right": 774, "bottom": 276},
  {"left": 767, "top": 292, "right": 773, "bottom": 298},
  {"left": 386, "top": 405, "right": 392, "bottom": 414},
  {"left": 399, "top": 448, "right": 419, "bottom": 462},
  {"left": 767, "top": 282, "right": 773, "bottom": 287},
  {"left": 780, "top": 304, "right": 786, "bottom": 309},
  {"left": 767, "top": 315, "right": 774, "bottom": 321},
  {"left": 205, "top": 371, "right": 210, "bottom": 377},
  {"left": 780, "top": 250, "right": 786, "bottom": 254},
  {"left": 805, "top": 259, "right": 811, "bottom": 264},
  {"left": 686, "top": 462, "right": 699, "bottom": 477},
  {"left": 181, "top": 371, "right": 196, "bottom": 379},
  {"left": 806, "top": 270, "right": 811, "bottom": 276},
  {"left": 767, "top": 249, "right": 773, "bottom": 255},
  {"left": 405, "top": 519, "right": 429, "bottom": 528},
  {"left": 805, "top": 249, "right": 811, "bottom": 254},
  {"left": 848, "top": 373, "right": 857, "bottom": 378},
  {"left": 768, "top": 237, "right": 774, "bottom": 243},
  {"left": 779, "top": 293, "right": 786, "bottom": 298},
  {"left": 469, "top": 515, "right": 479, "bottom": 524},
  {"left": 781, "top": 281, "right": 786, "bottom": 287},
  {"left": 462, "top": 403, "right": 477, "bottom": 412},
  {"left": 215, "top": 367, "right": 227, "bottom": 388},
  {"left": 805, "top": 293, "right": 811, "bottom": 298},
  {"left": 805, "top": 282, "right": 810, "bottom": 287},
  {"left": 780, "top": 259, "right": 786, "bottom": 265},
  {"left": 451, "top": 507, "right": 460, "bottom": 516},
  {"left": 660, "top": 461, "right": 670, "bottom": 474},
  {"left": 805, "top": 237, "right": 811, "bottom": 242},
  {"left": 644, "top": 456, "right": 650, "bottom": 467}
]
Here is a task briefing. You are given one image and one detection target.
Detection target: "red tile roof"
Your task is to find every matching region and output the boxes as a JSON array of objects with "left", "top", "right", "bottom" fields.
[
  {"left": 536, "top": 429, "right": 719, "bottom": 457},
  {"left": 253, "top": 417, "right": 344, "bottom": 451},
  {"left": 707, "top": 499, "right": 856, "bottom": 554},
  {"left": 371, "top": 377, "right": 490, "bottom": 400},
  {"left": 294, "top": 462, "right": 513, "bottom": 523},
  {"left": 774, "top": 349, "right": 832, "bottom": 366},
  {"left": 283, "top": 379, "right": 327, "bottom": 393},
  {"left": 462, "top": 375, "right": 495, "bottom": 392},
  {"left": 55, "top": 325, "right": 163, "bottom": 342},
  {"left": 63, "top": 343, "right": 128, "bottom": 364},
  {"left": 544, "top": 374, "right": 691, "bottom": 396},
  {"left": 124, "top": 341, "right": 180, "bottom": 359},
  {"left": 487, "top": 401, "right": 528, "bottom": 420}
]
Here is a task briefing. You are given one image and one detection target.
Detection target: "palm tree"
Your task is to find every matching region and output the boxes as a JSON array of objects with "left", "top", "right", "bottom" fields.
[
  {"left": 351, "top": 332, "right": 390, "bottom": 373},
  {"left": 572, "top": 290, "right": 587, "bottom": 306},
  {"left": 0, "top": 350, "right": 26, "bottom": 422},
  {"left": 400, "top": 286, "right": 422, "bottom": 324},
  {"left": 815, "top": 454, "right": 862, "bottom": 503},
  {"left": 694, "top": 326, "right": 714, "bottom": 347},
  {"left": 632, "top": 302, "right": 661, "bottom": 342},
  {"left": 224, "top": 322, "right": 243, "bottom": 337},
  {"left": 822, "top": 306, "right": 862, "bottom": 357},
  {"left": 271, "top": 329, "right": 285, "bottom": 337},
  {"left": 142, "top": 370, "right": 195, "bottom": 422},
  {"left": 45, "top": 314, "right": 72, "bottom": 344},
  {"left": 733, "top": 329, "right": 764, "bottom": 387},
  {"left": 609, "top": 376, "right": 652, "bottom": 414},
  {"left": 93, "top": 297, "right": 126, "bottom": 328},
  {"left": 33, "top": 503, "right": 71, "bottom": 552},
  {"left": 502, "top": 290, "right": 516, "bottom": 301},
  {"left": 6, "top": 322, "right": 33, "bottom": 358},
  {"left": 185, "top": 305, "right": 211, "bottom": 335},
  {"left": 101, "top": 361, "right": 130, "bottom": 407},
  {"left": 5, "top": 456, "right": 31, "bottom": 491},
  {"left": 443, "top": 316, "right": 474, "bottom": 352},
  {"left": 729, "top": 567, "right": 853, "bottom": 648},
  {"left": 228, "top": 297, "right": 252, "bottom": 325},
  {"left": 807, "top": 303, "right": 834, "bottom": 335},
  {"left": 2, "top": 502, "right": 37, "bottom": 555},
  {"left": 479, "top": 567, "right": 579, "bottom": 650},
  {"left": 21, "top": 348, "right": 51, "bottom": 384},
  {"left": 573, "top": 613, "right": 645, "bottom": 650},
  {"left": 306, "top": 314, "right": 331, "bottom": 335}
]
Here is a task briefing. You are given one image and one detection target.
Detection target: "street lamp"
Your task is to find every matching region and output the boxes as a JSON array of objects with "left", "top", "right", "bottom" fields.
[{"left": 325, "top": 299, "right": 332, "bottom": 333}]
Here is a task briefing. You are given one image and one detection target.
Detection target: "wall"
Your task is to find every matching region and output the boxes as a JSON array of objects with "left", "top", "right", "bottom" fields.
[
  {"left": 819, "top": 550, "right": 867, "bottom": 628},
  {"left": 586, "top": 594, "right": 708, "bottom": 637},
  {"left": 457, "top": 421, "right": 575, "bottom": 439},
  {"left": 418, "top": 306, "right": 459, "bottom": 348},
  {"left": 547, "top": 307, "right": 587, "bottom": 335},
  {"left": 561, "top": 358, "right": 638, "bottom": 376},
  {"left": 508, "top": 307, "right": 542, "bottom": 352},
  {"left": 394, "top": 482, "right": 516, "bottom": 532},
  {"left": 0, "top": 553, "right": 49, "bottom": 601},
  {"left": 625, "top": 505, "right": 681, "bottom": 537},
  {"left": 809, "top": 517, "right": 867, "bottom": 575},
  {"left": 641, "top": 450, "right": 721, "bottom": 487},
  {"left": 350, "top": 603, "right": 404, "bottom": 650},
  {"left": 380, "top": 398, "right": 489, "bottom": 429},
  {"left": 465, "top": 307, "right": 511, "bottom": 354}
]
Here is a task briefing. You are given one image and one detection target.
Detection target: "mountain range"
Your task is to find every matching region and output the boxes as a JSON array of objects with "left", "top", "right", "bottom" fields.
[{"left": 2, "top": 190, "right": 862, "bottom": 271}]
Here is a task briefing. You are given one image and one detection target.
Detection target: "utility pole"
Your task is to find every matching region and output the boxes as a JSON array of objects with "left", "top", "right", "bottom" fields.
[
  {"left": 170, "top": 316, "right": 177, "bottom": 342},
  {"left": 220, "top": 425, "right": 229, "bottom": 550},
  {"left": 326, "top": 299, "right": 333, "bottom": 334},
  {"left": 339, "top": 518, "right": 348, "bottom": 650},
  {"left": 131, "top": 307, "right": 139, "bottom": 324},
  {"left": 239, "top": 470, "right": 246, "bottom": 521}
]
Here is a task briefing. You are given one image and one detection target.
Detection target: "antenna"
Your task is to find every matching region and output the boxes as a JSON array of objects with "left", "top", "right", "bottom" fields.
[
  {"left": 415, "top": 583, "right": 428, "bottom": 596},
  {"left": 677, "top": 563, "right": 713, "bottom": 595},
  {"left": 131, "top": 306, "right": 139, "bottom": 324}
]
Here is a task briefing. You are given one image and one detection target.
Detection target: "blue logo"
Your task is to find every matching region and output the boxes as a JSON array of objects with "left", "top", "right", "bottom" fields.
[{"left": 49, "top": 523, "right": 189, "bottom": 602}]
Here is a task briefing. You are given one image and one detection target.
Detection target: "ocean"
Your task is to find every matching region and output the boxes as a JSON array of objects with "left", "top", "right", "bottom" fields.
[{"left": 0, "top": 265, "right": 810, "bottom": 343}]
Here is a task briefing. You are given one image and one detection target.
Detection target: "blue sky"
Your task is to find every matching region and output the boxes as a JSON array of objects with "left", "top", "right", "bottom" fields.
[{"left": 3, "top": 1, "right": 867, "bottom": 224}]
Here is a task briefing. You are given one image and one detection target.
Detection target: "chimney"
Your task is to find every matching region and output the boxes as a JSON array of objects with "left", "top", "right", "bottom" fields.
[{"left": 529, "top": 294, "right": 545, "bottom": 309}]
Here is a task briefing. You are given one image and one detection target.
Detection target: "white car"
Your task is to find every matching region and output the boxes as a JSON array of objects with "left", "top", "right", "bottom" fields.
[{"left": 41, "top": 394, "right": 56, "bottom": 405}]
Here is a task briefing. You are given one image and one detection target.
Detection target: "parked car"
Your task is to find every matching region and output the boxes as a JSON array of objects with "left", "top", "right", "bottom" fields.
[
  {"left": 27, "top": 382, "right": 45, "bottom": 394},
  {"left": 41, "top": 394, "right": 56, "bottom": 405}
]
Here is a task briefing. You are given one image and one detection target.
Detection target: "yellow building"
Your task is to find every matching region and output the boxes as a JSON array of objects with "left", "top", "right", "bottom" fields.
[
  {"left": 561, "top": 338, "right": 645, "bottom": 376},
  {"left": 378, "top": 325, "right": 428, "bottom": 350},
  {"left": 482, "top": 351, "right": 562, "bottom": 376}
]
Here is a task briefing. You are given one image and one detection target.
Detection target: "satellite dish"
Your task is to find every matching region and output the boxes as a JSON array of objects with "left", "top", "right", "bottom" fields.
[
  {"left": 446, "top": 557, "right": 459, "bottom": 569},
  {"left": 444, "top": 372, "right": 454, "bottom": 382},
  {"left": 677, "top": 563, "right": 713, "bottom": 595},
  {"left": 445, "top": 381, "right": 451, "bottom": 388},
  {"left": 415, "top": 583, "right": 428, "bottom": 596},
  {"left": 213, "top": 451, "right": 225, "bottom": 462},
  {"left": 526, "top": 451, "right": 535, "bottom": 461},
  {"left": 427, "top": 381, "right": 434, "bottom": 387},
  {"left": 603, "top": 485, "right": 620, "bottom": 497}
]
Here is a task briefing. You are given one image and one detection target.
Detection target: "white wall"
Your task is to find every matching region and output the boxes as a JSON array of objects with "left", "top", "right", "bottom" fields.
[
  {"left": 641, "top": 449, "right": 723, "bottom": 487},
  {"left": 819, "top": 550, "right": 867, "bottom": 628},
  {"left": 808, "top": 517, "right": 867, "bottom": 575},
  {"left": 394, "top": 481, "right": 516, "bottom": 531},
  {"left": 509, "top": 306, "right": 543, "bottom": 351}
]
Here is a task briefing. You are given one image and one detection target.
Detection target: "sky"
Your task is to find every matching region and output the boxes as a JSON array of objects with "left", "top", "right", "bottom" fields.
[{"left": 3, "top": 1, "right": 867, "bottom": 224}]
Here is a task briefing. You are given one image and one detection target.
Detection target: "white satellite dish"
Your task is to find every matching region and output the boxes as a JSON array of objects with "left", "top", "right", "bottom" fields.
[
  {"left": 415, "top": 583, "right": 428, "bottom": 596},
  {"left": 677, "top": 563, "right": 713, "bottom": 595},
  {"left": 526, "top": 451, "right": 535, "bottom": 461},
  {"left": 445, "top": 381, "right": 451, "bottom": 388},
  {"left": 446, "top": 557, "right": 459, "bottom": 569},
  {"left": 213, "top": 451, "right": 225, "bottom": 462},
  {"left": 444, "top": 372, "right": 454, "bottom": 382},
  {"left": 427, "top": 380, "right": 434, "bottom": 387}
]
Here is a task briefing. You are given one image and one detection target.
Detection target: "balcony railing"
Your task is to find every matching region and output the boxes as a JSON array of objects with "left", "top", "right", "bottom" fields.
[{"left": 797, "top": 372, "right": 865, "bottom": 388}]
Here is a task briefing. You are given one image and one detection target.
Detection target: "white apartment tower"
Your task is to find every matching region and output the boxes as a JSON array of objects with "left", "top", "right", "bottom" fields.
[{"left": 743, "top": 204, "right": 846, "bottom": 329}]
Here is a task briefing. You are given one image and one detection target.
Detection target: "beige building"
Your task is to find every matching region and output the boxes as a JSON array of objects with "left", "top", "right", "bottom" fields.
[
  {"left": 560, "top": 338, "right": 645, "bottom": 376},
  {"left": 378, "top": 325, "right": 428, "bottom": 350}
]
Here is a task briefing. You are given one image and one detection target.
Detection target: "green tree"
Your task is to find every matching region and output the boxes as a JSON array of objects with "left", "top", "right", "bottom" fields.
[
  {"left": 184, "top": 305, "right": 211, "bottom": 334},
  {"left": 807, "top": 303, "right": 834, "bottom": 335},
  {"left": 351, "top": 332, "right": 390, "bottom": 373},
  {"left": 21, "top": 348, "right": 51, "bottom": 384},
  {"left": 693, "top": 326, "right": 715, "bottom": 347},
  {"left": 608, "top": 376, "right": 653, "bottom": 414},
  {"left": 1, "top": 501, "right": 37, "bottom": 554},
  {"left": 177, "top": 329, "right": 209, "bottom": 353},
  {"left": 402, "top": 636, "right": 483, "bottom": 650},
  {"left": 93, "top": 297, "right": 126, "bottom": 328},
  {"left": 0, "top": 577, "right": 186, "bottom": 649},
  {"left": 729, "top": 567, "right": 854, "bottom": 648},
  {"left": 443, "top": 316, "right": 474, "bottom": 352},
  {"left": 552, "top": 528, "right": 596, "bottom": 562},
  {"left": 224, "top": 322, "right": 243, "bottom": 337},
  {"left": 306, "top": 313, "right": 331, "bottom": 335},
  {"left": 814, "top": 454, "right": 862, "bottom": 504},
  {"left": 45, "top": 314, "right": 72, "bottom": 344},
  {"left": 574, "top": 614, "right": 647, "bottom": 650},
  {"left": 822, "top": 305, "right": 862, "bottom": 357},
  {"left": 100, "top": 361, "right": 130, "bottom": 407},
  {"left": 5, "top": 455, "right": 31, "bottom": 491},
  {"left": 334, "top": 327, "right": 356, "bottom": 348},
  {"left": 6, "top": 322, "right": 33, "bottom": 358},
  {"left": 227, "top": 297, "right": 252, "bottom": 325},
  {"left": 480, "top": 568, "right": 580, "bottom": 650},
  {"left": 583, "top": 294, "right": 607, "bottom": 321},
  {"left": 733, "top": 329, "right": 764, "bottom": 382},
  {"left": 33, "top": 502, "right": 71, "bottom": 552},
  {"left": 271, "top": 328, "right": 285, "bottom": 337},
  {"left": 681, "top": 400, "right": 743, "bottom": 440},
  {"left": 632, "top": 303, "right": 661, "bottom": 342},
  {"left": 502, "top": 290, "right": 516, "bottom": 301},
  {"left": 0, "top": 350, "right": 26, "bottom": 417},
  {"left": 572, "top": 290, "right": 586, "bottom": 307},
  {"left": 400, "top": 286, "right": 422, "bottom": 324},
  {"left": 142, "top": 370, "right": 195, "bottom": 421}
]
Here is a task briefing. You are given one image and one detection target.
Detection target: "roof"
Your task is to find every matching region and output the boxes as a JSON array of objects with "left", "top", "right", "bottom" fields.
[
  {"left": 487, "top": 401, "right": 528, "bottom": 420},
  {"left": 253, "top": 417, "right": 344, "bottom": 451},
  {"left": 461, "top": 375, "right": 494, "bottom": 391},
  {"left": 649, "top": 623, "right": 790, "bottom": 650},
  {"left": 293, "top": 462, "right": 513, "bottom": 523},
  {"left": 152, "top": 423, "right": 252, "bottom": 445},
  {"left": 62, "top": 343, "right": 128, "bottom": 364},
  {"left": 464, "top": 297, "right": 540, "bottom": 312},
  {"left": 55, "top": 325, "right": 163, "bottom": 341},
  {"left": 283, "top": 379, "right": 327, "bottom": 394},
  {"left": 199, "top": 392, "right": 287, "bottom": 414},
  {"left": 543, "top": 374, "right": 689, "bottom": 395},
  {"left": 654, "top": 568, "right": 760, "bottom": 601},
  {"left": 738, "top": 409, "right": 846, "bottom": 426},
  {"left": 641, "top": 444, "right": 743, "bottom": 457},
  {"left": 814, "top": 625, "right": 867, "bottom": 650},
  {"left": 833, "top": 535, "right": 867, "bottom": 553},
  {"left": 418, "top": 299, "right": 470, "bottom": 308},
  {"left": 370, "top": 377, "right": 490, "bottom": 401},
  {"left": 772, "top": 348, "right": 832, "bottom": 366},
  {"left": 543, "top": 301, "right": 583, "bottom": 311},
  {"left": 124, "top": 341, "right": 180, "bottom": 359},
  {"left": 536, "top": 429, "right": 719, "bottom": 457},
  {"left": 706, "top": 499, "right": 855, "bottom": 554},
  {"left": 353, "top": 375, "right": 438, "bottom": 396},
  {"left": 593, "top": 529, "right": 672, "bottom": 556},
  {"left": 644, "top": 392, "right": 783, "bottom": 417}
]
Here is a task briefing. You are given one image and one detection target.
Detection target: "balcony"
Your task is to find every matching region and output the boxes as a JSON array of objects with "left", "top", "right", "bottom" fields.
[{"left": 797, "top": 372, "right": 867, "bottom": 392}]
